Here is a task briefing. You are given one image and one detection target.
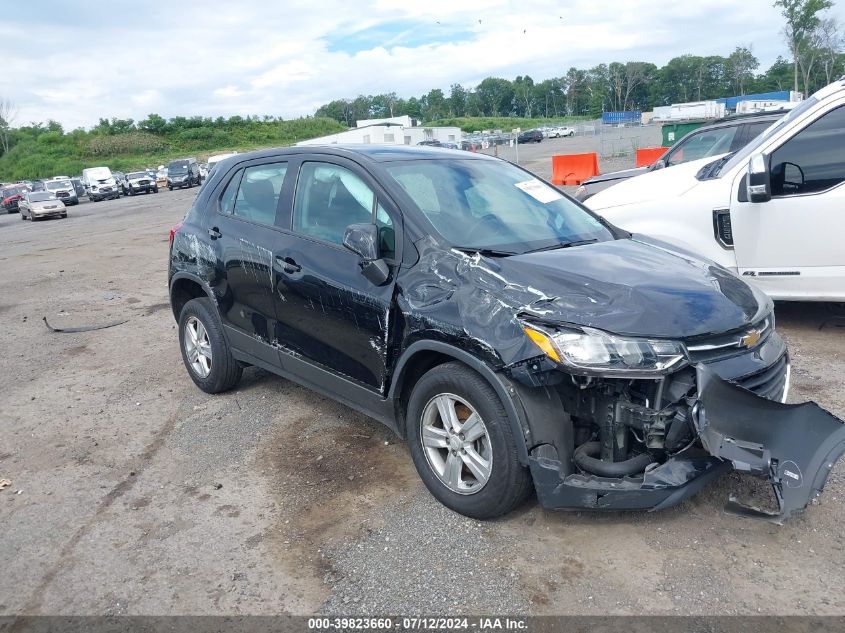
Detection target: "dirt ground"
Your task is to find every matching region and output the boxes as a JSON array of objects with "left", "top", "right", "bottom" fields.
[{"left": 1, "top": 168, "right": 844, "bottom": 616}]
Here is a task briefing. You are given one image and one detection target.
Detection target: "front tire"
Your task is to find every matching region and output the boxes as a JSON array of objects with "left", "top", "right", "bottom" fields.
[
  {"left": 178, "top": 297, "right": 242, "bottom": 393},
  {"left": 406, "top": 362, "right": 532, "bottom": 519}
]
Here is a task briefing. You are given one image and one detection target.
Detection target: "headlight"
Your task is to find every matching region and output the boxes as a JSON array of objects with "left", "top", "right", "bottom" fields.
[{"left": 523, "top": 324, "right": 687, "bottom": 377}]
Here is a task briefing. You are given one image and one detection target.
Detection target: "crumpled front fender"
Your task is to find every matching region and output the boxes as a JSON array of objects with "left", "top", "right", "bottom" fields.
[{"left": 694, "top": 365, "right": 845, "bottom": 523}]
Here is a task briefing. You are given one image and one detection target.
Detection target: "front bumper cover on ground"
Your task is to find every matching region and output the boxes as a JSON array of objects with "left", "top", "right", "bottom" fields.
[{"left": 529, "top": 365, "right": 845, "bottom": 522}]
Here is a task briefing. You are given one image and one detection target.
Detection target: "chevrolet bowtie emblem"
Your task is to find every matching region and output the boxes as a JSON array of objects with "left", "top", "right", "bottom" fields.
[{"left": 740, "top": 329, "right": 761, "bottom": 348}]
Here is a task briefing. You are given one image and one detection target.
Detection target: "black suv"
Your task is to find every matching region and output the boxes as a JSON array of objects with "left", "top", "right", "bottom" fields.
[
  {"left": 168, "top": 146, "right": 844, "bottom": 521},
  {"left": 575, "top": 111, "right": 785, "bottom": 201},
  {"left": 517, "top": 129, "right": 543, "bottom": 143},
  {"left": 167, "top": 157, "right": 202, "bottom": 190}
]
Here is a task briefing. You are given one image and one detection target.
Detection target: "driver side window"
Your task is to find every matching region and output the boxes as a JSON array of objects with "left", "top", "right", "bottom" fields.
[
  {"left": 770, "top": 105, "right": 845, "bottom": 197},
  {"left": 293, "top": 162, "right": 378, "bottom": 246}
]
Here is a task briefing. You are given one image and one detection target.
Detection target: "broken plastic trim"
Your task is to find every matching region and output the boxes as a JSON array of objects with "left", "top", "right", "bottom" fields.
[
  {"left": 694, "top": 364, "right": 845, "bottom": 523},
  {"left": 43, "top": 317, "right": 128, "bottom": 333}
]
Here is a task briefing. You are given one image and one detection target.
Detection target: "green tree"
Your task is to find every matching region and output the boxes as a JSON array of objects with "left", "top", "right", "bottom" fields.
[
  {"left": 475, "top": 77, "right": 514, "bottom": 116},
  {"left": 448, "top": 84, "right": 467, "bottom": 117},
  {"left": 774, "top": 0, "right": 834, "bottom": 93},
  {"left": 512, "top": 75, "right": 536, "bottom": 117},
  {"left": 726, "top": 46, "right": 760, "bottom": 94}
]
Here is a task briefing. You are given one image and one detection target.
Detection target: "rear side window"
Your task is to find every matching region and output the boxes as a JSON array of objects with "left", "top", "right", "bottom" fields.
[
  {"left": 219, "top": 163, "right": 287, "bottom": 225},
  {"left": 770, "top": 105, "right": 845, "bottom": 197}
]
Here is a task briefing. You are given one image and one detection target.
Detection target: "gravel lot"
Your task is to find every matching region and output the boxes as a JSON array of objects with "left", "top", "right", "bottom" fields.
[{"left": 1, "top": 160, "right": 844, "bottom": 617}]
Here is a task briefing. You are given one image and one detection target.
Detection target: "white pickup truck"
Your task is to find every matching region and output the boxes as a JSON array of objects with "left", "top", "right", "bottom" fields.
[{"left": 586, "top": 78, "right": 845, "bottom": 302}]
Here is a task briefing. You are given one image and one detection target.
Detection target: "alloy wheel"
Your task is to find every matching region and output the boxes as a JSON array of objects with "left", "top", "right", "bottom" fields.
[
  {"left": 184, "top": 316, "right": 212, "bottom": 378},
  {"left": 420, "top": 393, "right": 492, "bottom": 494}
]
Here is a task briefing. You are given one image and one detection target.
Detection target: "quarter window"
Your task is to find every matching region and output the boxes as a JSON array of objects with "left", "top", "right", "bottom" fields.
[
  {"left": 293, "top": 163, "right": 376, "bottom": 246},
  {"left": 770, "top": 105, "right": 845, "bottom": 196},
  {"left": 219, "top": 169, "right": 242, "bottom": 215}
]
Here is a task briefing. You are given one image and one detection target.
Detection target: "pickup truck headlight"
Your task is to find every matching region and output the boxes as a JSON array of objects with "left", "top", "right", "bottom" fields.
[{"left": 523, "top": 324, "right": 687, "bottom": 377}]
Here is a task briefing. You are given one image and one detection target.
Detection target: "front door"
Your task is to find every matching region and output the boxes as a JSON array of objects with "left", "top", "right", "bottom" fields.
[
  {"left": 208, "top": 160, "right": 290, "bottom": 366},
  {"left": 730, "top": 102, "right": 845, "bottom": 300},
  {"left": 271, "top": 157, "right": 400, "bottom": 392}
]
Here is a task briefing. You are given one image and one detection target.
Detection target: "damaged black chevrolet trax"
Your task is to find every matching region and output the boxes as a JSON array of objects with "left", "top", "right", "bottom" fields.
[{"left": 168, "top": 146, "right": 845, "bottom": 522}]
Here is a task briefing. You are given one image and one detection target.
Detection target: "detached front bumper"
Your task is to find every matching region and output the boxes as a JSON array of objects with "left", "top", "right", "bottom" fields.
[{"left": 529, "top": 366, "right": 845, "bottom": 522}]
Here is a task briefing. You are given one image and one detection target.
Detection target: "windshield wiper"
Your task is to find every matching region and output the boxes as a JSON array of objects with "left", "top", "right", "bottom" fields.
[
  {"left": 524, "top": 238, "right": 598, "bottom": 254},
  {"left": 452, "top": 246, "right": 516, "bottom": 257},
  {"left": 697, "top": 152, "right": 736, "bottom": 180}
]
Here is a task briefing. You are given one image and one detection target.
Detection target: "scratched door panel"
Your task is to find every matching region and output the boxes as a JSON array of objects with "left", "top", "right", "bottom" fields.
[{"left": 211, "top": 162, "right": 289, "bottom": 367}]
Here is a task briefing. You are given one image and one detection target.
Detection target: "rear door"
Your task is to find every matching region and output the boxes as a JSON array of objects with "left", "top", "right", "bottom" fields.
[
  {"left": 207, "top": 160, "right": 291, "bottom": 366},
  {"left": 269, "top": 155, "right": 401, "bottom": 393},
  {"left": 730, "top": 101, "right": 845, "bottom": 300}
]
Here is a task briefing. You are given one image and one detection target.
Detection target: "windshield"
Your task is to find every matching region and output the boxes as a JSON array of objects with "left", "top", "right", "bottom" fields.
[
  {"left": 30, "top": 192, "right": 55, "bottom": 202},
  {"left": 46, "top": 180, "right": 72, "bottom": 190},
  {"left": 384, "top": 159, "right": 614, "bottom": 254},
  {"left": 3, "top": 185, "right": 27, "bottom": 197},
  {"left": 127, "top": 172, "right": 147, "bottom": 179},
  {"left": 716, "top": 97, "right": 818, "bottom": 176},
  {"left": 168, "top": 160, "right": 189, "bottom": 173}
]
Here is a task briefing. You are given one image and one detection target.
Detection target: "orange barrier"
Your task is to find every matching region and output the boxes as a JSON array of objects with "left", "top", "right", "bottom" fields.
[
  {"left": 551, "top": 153, "right": 599, "bottom": 186},
  {"left": 635, "top": 147, "right": 667, "bottom": 167}
]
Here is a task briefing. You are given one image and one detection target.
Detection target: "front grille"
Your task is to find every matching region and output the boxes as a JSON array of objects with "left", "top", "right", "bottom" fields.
[
  {"left": 685, "top": 316, "right": 772, "bottom": 363},
  {"left": 732, "top": 353, "right": 788, "bottom": 400},
  {"left": 56, "top": 191, "right": 69, "bottom": 198}
]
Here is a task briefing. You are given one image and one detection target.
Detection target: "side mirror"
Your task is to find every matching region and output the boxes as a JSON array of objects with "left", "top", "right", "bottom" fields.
[
  {"left": 343, "top": 223, "right": 390, "bottom": 286},
  {"left": 652, "top": 159, "right": 666, "bottom": 170},
  {"left": 746, "top": 153, "right": 771, "bottom": 203}
]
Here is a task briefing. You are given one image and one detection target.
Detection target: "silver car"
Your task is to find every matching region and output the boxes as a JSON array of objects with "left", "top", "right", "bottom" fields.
[{"left": 19, "top": 191, "right": 67, "bottom": 221}]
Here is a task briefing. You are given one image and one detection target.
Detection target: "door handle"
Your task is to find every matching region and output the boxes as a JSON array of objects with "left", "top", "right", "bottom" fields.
[
  {"left": 276, "top": 256, "right": 301, "bottom": 274},
  {"left": 207, "top": 226, "right": 222, "bottom": 240}
]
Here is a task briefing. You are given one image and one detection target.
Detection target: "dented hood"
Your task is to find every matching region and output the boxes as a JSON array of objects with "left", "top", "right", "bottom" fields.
[{"left": 496, "top": 238, "right": 765, "bottom": 339}]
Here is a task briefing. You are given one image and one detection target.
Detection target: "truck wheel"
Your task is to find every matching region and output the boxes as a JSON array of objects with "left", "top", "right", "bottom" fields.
[
  {"left": 405, "top": 362, "right": 532, "bottom": 519},
  {"left": 178, "top": 297, "right": 242, "bottom": 394}
]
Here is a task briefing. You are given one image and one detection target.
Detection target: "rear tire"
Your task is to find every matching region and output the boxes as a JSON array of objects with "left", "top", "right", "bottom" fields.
[
  {"left": 406, "top": 362, "right": 532, "bottom": 519},
  {"left": 178, "top": 297, "right": 242, "bottom": 393}
]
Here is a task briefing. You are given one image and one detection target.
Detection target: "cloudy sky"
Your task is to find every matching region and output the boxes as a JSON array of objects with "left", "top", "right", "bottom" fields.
[{"left": 1, "top": 0, "right": 829, "bottom": 129}]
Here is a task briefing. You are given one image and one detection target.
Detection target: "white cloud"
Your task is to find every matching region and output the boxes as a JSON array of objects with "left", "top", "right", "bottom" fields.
[
  {"left": 0, "top": 0, "right": 810, "bottom": 129},
  {"left": 213, "top": 86, "right": 244, "bottom": 98}
]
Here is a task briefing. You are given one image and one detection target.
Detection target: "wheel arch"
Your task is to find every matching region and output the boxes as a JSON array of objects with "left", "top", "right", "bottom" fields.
[
  {"left": 169, "top": 272, "right": 215, "bottom": 322},
  {"left": 388, "top": 340, "right": 531, "bottom": 464}
]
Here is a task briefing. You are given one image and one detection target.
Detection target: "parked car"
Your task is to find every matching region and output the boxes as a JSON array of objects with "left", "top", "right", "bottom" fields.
[
  {"left": 30, "top": 180, "right": 47, "bottom": 192},
  {"left": 547, "top": 126, "right": 576, "bottom": 138},
  {"left": 125, "top": 171, "right": 158, "bottom": 195},
  {"left": 167, "top": 158, "right": 202, "bottom": 190},
  {"left": 43, "top": 178, "right": 79, "bottom": 205},
  {"left": 19, "top": 191, "right": 66, "bottom": 220},
  {"left": 82, "top": 166, "right": 120, "bottom": 201},
  {"left": 1, "top": 184, "right": 28, "bottom": 213},
  {"left": 168, "top": 145, "right": 845, "bottom": 522},
  {"left": 71, "top": 177, "right": 85, "bottom": 198},
  {"left": 417, "top": 139, "right": 442, "bottom": 146},
  {"left": 517, "top": 129, "right": 543, "bottom": 143},
  {"left": 112, "top": 171, "right": 129, "bottom": 196},
  {"left": 586, "top": 79, "right": 845, "bottom": 302},
  {"left": 575, "top": 111, "right": 784, "bottom": 201}
]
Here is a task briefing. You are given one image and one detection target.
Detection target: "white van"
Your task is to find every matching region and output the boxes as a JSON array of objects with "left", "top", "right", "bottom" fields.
[
  {"left": 81, "top": 166, "right": 120, "bottom": 202},
  {"left": 586, "top": 78, "right": 845, "bottom": 302},
  {"left": 206, "top": 152, "right": 238, "bottom": 175}
]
